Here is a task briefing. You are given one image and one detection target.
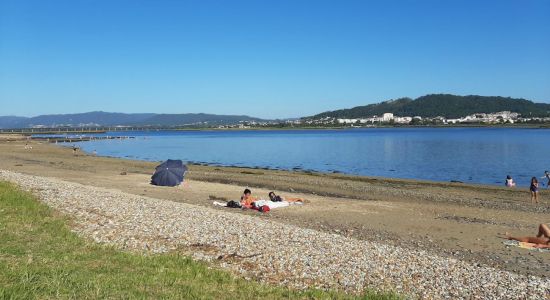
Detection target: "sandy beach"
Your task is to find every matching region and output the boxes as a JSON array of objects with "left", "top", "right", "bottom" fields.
[{"left": 0, "top": 137, "right": 549, "bottom": 297}]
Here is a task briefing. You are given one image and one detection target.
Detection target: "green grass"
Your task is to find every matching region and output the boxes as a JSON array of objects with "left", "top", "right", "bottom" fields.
[{"left": 0, "top": 181, "right": 399, "bottom": 300}]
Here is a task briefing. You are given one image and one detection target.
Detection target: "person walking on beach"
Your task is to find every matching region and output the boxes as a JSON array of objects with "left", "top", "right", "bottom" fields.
[
  {"left": 72, "top": 145, "right": 78, "bottom": 156},
  {"left": 529, "top": 177, "right": 539, "bottom": 204},
  {"left": 505, "top": 175, "right": 515, "bottom": 187},
  {"left": 541, "top": 171, "right": 550, "bottom": 188},
  {"left": 505, "top": 224, "right": 550, "bottom": 249}
]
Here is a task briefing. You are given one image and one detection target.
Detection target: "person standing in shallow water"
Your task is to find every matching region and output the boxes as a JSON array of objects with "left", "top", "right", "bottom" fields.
[
  {"left": 505, "top": 175, "right": 515, "bottom": 187},
  {"left": 529, "top": 177, "right": 539, "bottom": 204},
  {"left": 542, "top": 171, "right": 550, "bottom": 188}
]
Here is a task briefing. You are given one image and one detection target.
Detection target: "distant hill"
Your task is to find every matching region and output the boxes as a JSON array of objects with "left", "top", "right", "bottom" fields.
[
  {"left": 24, "top": 112, "right": 157, "bottom": 127},
  {"left": 309, "top": 94, "right": 550, "bottom": 119},
  {"left": 0, "top": 111, "right": 268, "bottom": 129},
  {"left": 135, "top": 113, "right": 266, "bottom": 126},
  {"left": 0, "top": 116, "right": 29, "bottom": 129}
]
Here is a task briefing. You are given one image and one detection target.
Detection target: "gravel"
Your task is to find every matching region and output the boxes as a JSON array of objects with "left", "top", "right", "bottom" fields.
[{"left": 1, "top": 170, "right": 548, "bottom": 299}]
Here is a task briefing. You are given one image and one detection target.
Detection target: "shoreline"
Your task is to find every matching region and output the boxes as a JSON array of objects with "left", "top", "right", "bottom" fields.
[
  {"left": 1, "top": 136, "right": 548, "bottom": 209},
  {"left": 0, "top": 138, "right": 548, "bottom": 281},
  {"left": 50, "top": 129, "right": 545, "bottom": 189},
  {"left": 57, "top": 150, "right": 540, "bottom": 191}
]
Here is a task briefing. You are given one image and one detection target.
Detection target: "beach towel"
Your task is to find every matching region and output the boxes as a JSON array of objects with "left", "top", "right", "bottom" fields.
[
  {"left": 253, "top": 200, "right": 291, "bottom": 209},
  {"left": 213, "top": 200, "right": 296, "bottom": 210},
  {"left": 213, "top": 200, "right": 242, "bottom": 208},
  {"left": 268, "top": 200, "right": 290, "bottom": 209},
  {"left": 503, "top": 240, "right": 550, "bottom": 253}
]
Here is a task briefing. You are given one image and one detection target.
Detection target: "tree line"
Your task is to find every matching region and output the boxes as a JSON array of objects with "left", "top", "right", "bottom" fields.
[{"left": 309, "top": 94, "right": 550, "bottom": 119}]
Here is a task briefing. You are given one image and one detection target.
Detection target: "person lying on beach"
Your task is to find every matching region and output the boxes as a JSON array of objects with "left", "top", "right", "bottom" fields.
[
  {"left": 268, "top": 191, "right": 304, "bottom": 203},
  {"left": 504, "top": 224, "right": 550, "bottom": 249}
]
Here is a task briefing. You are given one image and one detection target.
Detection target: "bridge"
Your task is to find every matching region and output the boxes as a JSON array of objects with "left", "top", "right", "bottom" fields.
[{"left": 0, "top": 126, "right": 185, "bottom": 135}]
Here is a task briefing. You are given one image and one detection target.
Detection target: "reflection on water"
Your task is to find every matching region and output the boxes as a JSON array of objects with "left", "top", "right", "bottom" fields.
[{"left": 58, "top": 128, "right": 550, "bottom": 187}]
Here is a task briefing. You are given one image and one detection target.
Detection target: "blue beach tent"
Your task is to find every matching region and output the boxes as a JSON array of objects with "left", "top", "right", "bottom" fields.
[{"left": 151, "top": 159, "right": 188, "bottom": 187}]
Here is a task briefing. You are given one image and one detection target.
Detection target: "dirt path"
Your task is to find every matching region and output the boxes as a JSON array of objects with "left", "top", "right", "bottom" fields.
[{"left": 1, "top": 138, "right": 548, "bottom": 278}]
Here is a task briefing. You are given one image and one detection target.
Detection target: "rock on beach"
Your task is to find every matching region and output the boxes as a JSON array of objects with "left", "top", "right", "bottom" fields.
[{"left": 1, "top": 170, "right": 548, "bottom": 299}]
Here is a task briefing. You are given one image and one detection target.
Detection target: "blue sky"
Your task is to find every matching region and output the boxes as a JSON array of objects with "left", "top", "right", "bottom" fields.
[{"left": 1, "top": 0, "right": 549, "bottom": 119}]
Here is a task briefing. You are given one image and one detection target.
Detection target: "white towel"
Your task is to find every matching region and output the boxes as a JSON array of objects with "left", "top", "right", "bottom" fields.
[{"left": 253, "top": 200, "right": 290, "bottom": 209}]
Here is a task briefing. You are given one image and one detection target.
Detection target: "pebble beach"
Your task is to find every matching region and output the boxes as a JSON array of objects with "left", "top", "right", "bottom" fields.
[{"left": 2, "top": 170, "right": 548, "bottom": 299}]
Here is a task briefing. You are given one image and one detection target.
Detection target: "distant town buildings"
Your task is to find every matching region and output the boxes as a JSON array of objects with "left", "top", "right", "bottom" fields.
[{"left": 302, "top": 111, "right": 550, "bottom": 126}]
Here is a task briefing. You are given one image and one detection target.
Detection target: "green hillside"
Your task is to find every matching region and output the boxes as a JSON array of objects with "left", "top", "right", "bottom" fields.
[{"left": 309, "top": 94, "right": 550, "bottom": 119}]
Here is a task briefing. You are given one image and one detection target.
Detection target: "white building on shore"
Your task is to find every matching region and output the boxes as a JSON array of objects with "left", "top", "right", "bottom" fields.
[
  {"left": 394, "top": 116, "right": 412, "bottom": 124},
  {"left": 382, "top": 113, "right": 394, "bottom": 122}
]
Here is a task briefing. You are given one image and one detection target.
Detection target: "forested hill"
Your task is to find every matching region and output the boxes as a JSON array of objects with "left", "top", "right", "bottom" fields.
[{"left": 309, "top": 94, "right": 550, "bottom": 119}]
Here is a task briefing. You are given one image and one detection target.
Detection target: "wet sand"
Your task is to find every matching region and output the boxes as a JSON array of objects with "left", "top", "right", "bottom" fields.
[{"left": 0, "top": 137, "right": 548, "bottom": 278}]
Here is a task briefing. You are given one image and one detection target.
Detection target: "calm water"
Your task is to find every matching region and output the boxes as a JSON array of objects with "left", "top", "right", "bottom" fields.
[{"left": 56, "top": 128, "right": 550, "bottom": 187}]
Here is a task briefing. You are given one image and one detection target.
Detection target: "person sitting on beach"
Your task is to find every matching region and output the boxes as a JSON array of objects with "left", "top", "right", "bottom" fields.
[
  {"left": 530, "top": 177, "right": 539, "bottom": 204},
  {"left": 268, "top": 191, "right": 304, "bottom": 203},
  {"left": 211, "top": 189, "right": 259, "bottom": 209},
  {"left": 240, "top": 188, "right": 257, "bottom": 208},
  {"left": 505, "top": 175, "right": 515, "bottom": 187},
  {"left": 505, "top": 224, "right": 550, "bottom": 249}
]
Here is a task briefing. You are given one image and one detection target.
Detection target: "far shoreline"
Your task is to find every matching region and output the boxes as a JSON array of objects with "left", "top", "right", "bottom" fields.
[{"left": 2, "top": 122, "right": 550, "bottom": 136}]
